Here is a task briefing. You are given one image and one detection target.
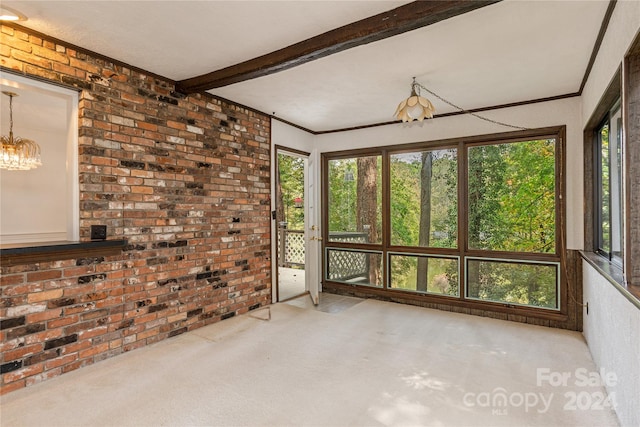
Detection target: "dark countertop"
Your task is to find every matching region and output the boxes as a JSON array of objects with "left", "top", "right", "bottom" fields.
[
  {"left": 1, "top": 239, "right": 127, "bottom": 267},
  {"left": 1, "top": 239, "right": 127, "bottom": 255}
]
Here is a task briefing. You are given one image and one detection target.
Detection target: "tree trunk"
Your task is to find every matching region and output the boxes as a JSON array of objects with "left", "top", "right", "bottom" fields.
[
  {"left": 356, "top": 157, "right": 379, "bottom": 285},
  {"left": 417, "top": 152, "right": 432, "bottom": 292}
]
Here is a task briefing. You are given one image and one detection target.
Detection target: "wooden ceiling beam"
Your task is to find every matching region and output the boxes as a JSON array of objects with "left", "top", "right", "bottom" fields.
[{"left": 176, "top": 0, "right": 501, "bottom": 94}]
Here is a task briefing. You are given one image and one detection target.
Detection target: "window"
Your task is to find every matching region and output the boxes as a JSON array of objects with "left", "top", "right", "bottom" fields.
[
  {"left": 466, "top": 258, "right": 558, "bottom": 309},
  {"left": 323, "top": 127, "right": 564, "bottom": 312},
  {"left": 327, "top": 248, "right": 383, "bottom": 287},
  {"left": 326, "top": 153, "right": 383, "bottom": 286},
  {"left": 467, "top": 139, "right": 556, "bottom": 254},
  {"left": 389, "top": 253, "right": 459, "bottom": 296},
  {"left": 327, "top": 155, "right": 381, "bottom": 244},
  {"left": 466, "top": 137, "right": 559, "bottom": 308},
  {"left": 595, "top": 101, "right": 624, "bottom": 267},
  {"left": 390, "top": 148, "right": 457, "bottom": 248}
]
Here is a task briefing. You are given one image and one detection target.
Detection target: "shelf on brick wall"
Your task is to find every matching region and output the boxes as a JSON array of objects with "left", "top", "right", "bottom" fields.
[{"left": 0, "top": 239, "right": 127, "bottom": 267}]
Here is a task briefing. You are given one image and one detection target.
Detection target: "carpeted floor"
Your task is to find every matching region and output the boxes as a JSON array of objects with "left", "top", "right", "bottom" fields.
[{"left": 0, "top": 294, "right": 619, "bottom": 426}]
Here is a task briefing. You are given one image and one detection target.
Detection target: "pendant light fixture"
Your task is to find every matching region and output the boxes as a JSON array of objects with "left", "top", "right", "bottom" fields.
[
  {"left": 395, "top": 77, "right": 529, "bottom": 130},
  {"left": 394, "top": 77, "right": 436, "bottom": 122},
  {"left": 1, "top": 91, "right": 42, "bottom": 170}
]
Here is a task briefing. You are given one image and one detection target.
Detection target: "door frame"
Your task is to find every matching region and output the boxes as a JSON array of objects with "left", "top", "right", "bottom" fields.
[{"left": 272, "top": 145, "right": 316, "bottom": 303}]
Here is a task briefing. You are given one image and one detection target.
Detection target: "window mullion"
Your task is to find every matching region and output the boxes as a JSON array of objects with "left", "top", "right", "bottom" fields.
[{"left": 459, "top": 141, "right": 468, "bottom": 302}]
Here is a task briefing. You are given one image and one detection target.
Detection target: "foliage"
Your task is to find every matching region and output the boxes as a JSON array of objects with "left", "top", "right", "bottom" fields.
[
  {"left": 599, "top": 124, "right": 611, "bottom": 252},
  {"left": 390, "top": 149, "right": 457, "bottom": 248},
  {"left": 389, "top": 149, "right": 457, "bottom": 291},
  {"left": 328, "top": 157, "right": 381, "bottom": 242},
  {"left": 390, "top": 255, "right": 459, "bottom": 296},
  {"left": 467, "top": 260, "right": 557, "bottom": 309},
  {"left": 326, "top": 138, "right": 558, "bottom": 309},
  {"left": 277, "top": 153, "right": 304, "bottom": 230},
  {"left": 466, "top": 139, "right": 557, "bottom": 307},
  {"left": 468, "top": 139, "right": 555, "bottom": 253}
]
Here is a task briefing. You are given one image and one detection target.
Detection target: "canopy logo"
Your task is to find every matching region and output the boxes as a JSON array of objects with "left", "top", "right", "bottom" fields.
[
  {"left": 463, "top": 388, "right": 553, "bottom": 415},
  {"left": 462, "top": 368, "right": 618, "bottom": 416}
]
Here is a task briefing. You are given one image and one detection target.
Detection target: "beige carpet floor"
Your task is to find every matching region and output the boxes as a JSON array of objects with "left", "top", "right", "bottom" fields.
[{"left": 0, "top": 295, "right": 619, "bottom": 427}]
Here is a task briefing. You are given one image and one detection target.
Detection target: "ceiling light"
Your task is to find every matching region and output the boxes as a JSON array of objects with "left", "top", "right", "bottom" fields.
[
  {"left": 395, "top": 77, "right": 435, "bottom": 122},
  {"left": 395, "top": 77, "right": 529, "bottom": 130},
  {"left": 0, "top": 5, "right": 27, "bottom": 21},
  {"left": 1, "top": 91, "right": 42, "bottom": 170}
]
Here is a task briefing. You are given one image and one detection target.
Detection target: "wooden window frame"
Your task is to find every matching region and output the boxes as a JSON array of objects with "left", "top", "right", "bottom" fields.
[
  {"left": 593, "top": 100, "right": 623, "bottom": 267},
  {"left": 322, "top": 125, "right": 567, "bottom": 320}
]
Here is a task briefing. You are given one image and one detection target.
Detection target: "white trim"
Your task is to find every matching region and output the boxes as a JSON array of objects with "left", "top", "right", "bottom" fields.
[{"left": 66, "top": 88, "right": 80, "bottom": 241}]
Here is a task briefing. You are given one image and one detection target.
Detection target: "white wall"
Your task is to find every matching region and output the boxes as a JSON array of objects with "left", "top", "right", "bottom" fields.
[
  {"left": 315, "top": 97, "right": 584, "bottom": 249},
  {"left": 0, "top": 127, "right": 67, "bottom": 237},
  {"left": 270, "top": 119, "right": 318, "bottom": 302},
  {"left": 583, "top": 263, "right": 640, "bottom": 427},
  {"left": 271, "top": 119, "right": 315, "bottom": 154},
  {"left": 582, "top": 0, "right": 640, "bottom": 124},
  {"left": 0, "top": 74, "right": 79, "bottom": 243},
  {"left": 580, "top": 2, "right": 640, "bottom": 426}
]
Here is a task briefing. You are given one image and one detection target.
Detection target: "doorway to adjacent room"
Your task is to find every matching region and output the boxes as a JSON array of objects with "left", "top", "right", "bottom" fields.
[{"left": 275, "top": 148, "right": 308, "bottom": 301}]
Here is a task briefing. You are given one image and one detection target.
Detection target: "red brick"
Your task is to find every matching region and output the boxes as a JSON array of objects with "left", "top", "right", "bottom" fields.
[
  {"left": 32, "top": 45, "right": 68, "bottom": 63},
  {"left": 0, "top": 274, "right": 25, "bottom": 286},
  {"left": 27, "top": 309, "right": 63, "bottom": 324},
  {"left": 60, "top": 340, "right": 93, "bottom": 355},
  {"left": 0, "top": 24, "right": 271, "bottom": 395},
  {"left": 3, "top": 344, "right": 44, "bottom": 362},
  {"left": 0, "top": 380, "right": 26, "bottom": 395},
  {"left": 48, "top": 315, "right": 80, "bottom": 329},
  {"left": 78, "top": 342, "right": 109, "bottom": 359},
  {"left": 1, "top": 36, "right": 33, "bottom": 53},
  {"left": 45, "top": 353, "right": 78, "bottom": 370},
  {"left": 26, "top": 270, "right": 62, "bottom": 282},
  {"left": 27, "top": 289, "right": 63, "bottom": 303},
  {"left": 62, "top": 359, "right": 92, "bottom": 374},
  {"left": 25, "top": 367, "right": 62, "bottom": 387},
  {"left": 2, "top": 363, "right": 44, "bottom": 383},
  {"left": 78, "top": 326, "right": 108, "bottom": 340}
]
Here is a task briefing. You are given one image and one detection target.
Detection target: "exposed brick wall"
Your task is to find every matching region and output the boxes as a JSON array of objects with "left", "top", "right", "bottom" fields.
[{"left": 0, "top": 24, "right": 271, "bottom": 394}]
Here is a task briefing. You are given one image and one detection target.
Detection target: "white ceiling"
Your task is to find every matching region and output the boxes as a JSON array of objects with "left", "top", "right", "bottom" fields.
[{"left": 3, "top": 0, "right": 611, "bottom": 132}]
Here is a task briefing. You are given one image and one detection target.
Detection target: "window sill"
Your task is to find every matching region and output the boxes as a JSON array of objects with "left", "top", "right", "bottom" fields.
[
  {"left": 0, "top": 239, "right": 127, "bottom": 267},
  {"left": 580, "top": 251, "right": 640, "bottom": 310}
]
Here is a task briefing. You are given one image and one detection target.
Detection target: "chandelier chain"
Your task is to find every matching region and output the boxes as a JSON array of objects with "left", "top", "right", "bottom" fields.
[
  {"left": 8, "top": 94, "right": 14, "bottom": 132},
  {"left": 415, "top": 83, "right": 529, "bottom": 131},
  {"left": 1, "top": 91, "right": 42, "bottom": 170}
]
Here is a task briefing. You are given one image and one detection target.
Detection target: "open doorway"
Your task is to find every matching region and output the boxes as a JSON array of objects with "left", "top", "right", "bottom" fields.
[{"left": 275, "top": 147, "right": 309, "bottom": 301}]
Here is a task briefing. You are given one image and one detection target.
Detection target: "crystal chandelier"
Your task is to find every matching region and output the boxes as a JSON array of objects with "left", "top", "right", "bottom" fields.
[{"left": 1, "top": 91, "right": 42, "bottom": 170}]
